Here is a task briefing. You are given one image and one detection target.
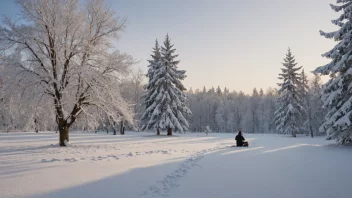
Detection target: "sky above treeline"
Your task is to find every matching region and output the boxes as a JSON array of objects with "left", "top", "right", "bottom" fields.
[{"left": 0, "top": 0, "right": 339, "bottom": 94}]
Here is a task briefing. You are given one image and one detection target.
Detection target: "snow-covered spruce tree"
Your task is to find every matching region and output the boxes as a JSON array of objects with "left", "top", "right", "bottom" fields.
[
  {"left": 274, "top": 49, "right": 305, "bottom": 137},
  {"left": 266, "top": 88, "right": 279, "bottom": 133},
  {"left": 215, "top": 100, "right": 226, "bottom": 132},
  {"left": 142, "top": 34, "right": 191, "bottom": 135},
  {"left": 216, "top": 86, "right": 222, "bottom": 96},
  {"left": 245, "top": 88, "right": 260, "bottom": 133},
  {"left": 258, "top": 88, "right": 266, "bottom": 133},
  {"left": 309, "top": 74, "right": 327, "bottom": 137},
  {"left": 313, "top": 0, "right": 352, "bottom": 144},
  {"left": 224, "top": 87, "right": 229, "bottom": 96},
  {"left": 299, "top": 70, "right": 313, "bottom": 137},
  {"left": 0, "top": 0, "right": 134, "bottom": 146},
  {"left": 141, "top": 40, "right": 162, "bottom": 134}
]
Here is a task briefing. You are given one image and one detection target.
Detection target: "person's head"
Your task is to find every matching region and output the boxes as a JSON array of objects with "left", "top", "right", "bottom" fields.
[{"left": 238, "top": 130, "right": 242, "bottom": 136}]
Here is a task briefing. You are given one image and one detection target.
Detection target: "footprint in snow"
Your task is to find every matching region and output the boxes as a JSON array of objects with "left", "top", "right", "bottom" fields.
[
  {"left": 141, "top": 147, "right": 222, "bottom": 197},
  {"left": 64, "top": 158, "right": 78, "bottom": 162},
  {"left": 107, "top": 154, "right": 119, "bottom": 159},
  {"left": 41, "top": 158, "right": 60, "bottom": 163},
  {"left": 127, "top": 152, "right": 133, "bottom": 157}
]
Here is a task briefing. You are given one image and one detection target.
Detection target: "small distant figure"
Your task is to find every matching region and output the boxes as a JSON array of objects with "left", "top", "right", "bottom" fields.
[
  {"left": 235, "top": 129, "right": 248, "bottom": 147},
  {"left": 204, "top": 126, "right": 212, "bottom": 136}
]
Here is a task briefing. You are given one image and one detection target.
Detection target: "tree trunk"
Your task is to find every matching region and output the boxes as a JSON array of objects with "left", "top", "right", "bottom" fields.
[
  {"left": 120, "top": 120, "right": 124, "bottom": 135},
  {"left": 167, "top": 127, "right": 172, "bottom": 136},
  {"left": 308, "top": 107, "right": 314, "bottom": 138},
  {"left": 59, "top": 125, "right": 69, "bottom": 146},
  {"left": 310, "top": 124, "right": 314, "bottom": 138},
  {"left": 156, "top": 128, "right": 160, "bottom": 135},
  {"left": 34, "top": 118, "right": 38, "bottom": 133}
]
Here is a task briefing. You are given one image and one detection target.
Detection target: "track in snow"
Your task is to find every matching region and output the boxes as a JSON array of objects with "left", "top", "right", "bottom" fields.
[{"left": 141, "top": 145, "right": 230, "bottom": 197}]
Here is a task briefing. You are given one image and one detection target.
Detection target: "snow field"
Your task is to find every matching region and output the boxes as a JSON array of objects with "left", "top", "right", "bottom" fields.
[{"left": 0, "top": 132, "right": 351, "bottom": 198}]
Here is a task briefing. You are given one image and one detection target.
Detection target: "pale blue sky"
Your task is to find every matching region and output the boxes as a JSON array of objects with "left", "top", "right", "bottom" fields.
[{"left": 0, "top": 0, "right": 338, "bottom": 93}]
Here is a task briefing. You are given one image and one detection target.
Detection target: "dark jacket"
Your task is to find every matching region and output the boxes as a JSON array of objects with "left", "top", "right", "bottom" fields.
[{"left": 235, "top": 134, "right": 245, "bottom": 147}]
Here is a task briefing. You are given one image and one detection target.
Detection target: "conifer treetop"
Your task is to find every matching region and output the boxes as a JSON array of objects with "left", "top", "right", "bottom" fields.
[
  {"left": 315, "top": 0, "right": 352, "bottom": 75},
  {"left": 278, "top": 48, "right": 302, "bottom": 94}
]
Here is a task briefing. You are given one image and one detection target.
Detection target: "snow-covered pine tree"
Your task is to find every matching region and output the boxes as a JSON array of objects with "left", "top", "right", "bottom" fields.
[
  {"left": 224, "top": 87, "right": 229, "bottom": 95},
  {"left": 205, "top": 126, "right": 212, "bottom": 136},
  {"left": 313, "top": 1, "right": 352, "bottom": 144},
  {"left": 141, "top": 40, "right": 162, "bottom": 134},
  {"left": 309, "top": 74, "right": 327, "bottom": 137},
  {"left": 209, "top": 87, "right": 215, "bottom": 94},
  {"left": 266, "top": 88, "right": 278, "bottom": 133},
  {"left": 299, "top": 69, "right": 312, "bottom": 137},
  {"left": 274, "top": 48, "right": 305, "bottom": 137},
  {"left": 250, "top": 88, "right": 260, "bottom": 133},
  {"left": 259, "top": 88, "right": 264, "bottom": 96},
  {"left": 216, "top": 86, "right": 222, "bottom": 96},
  {"left": 142, "top": 34, "right": 191, "bottom": 135},
  {"left": 258, "top": 88, "right": 266, "bottom": 133},
  {"left": 189, "top": 87, "right": 194, "bottom": 94},
  {"left": 202, "top": 86, "right": 207, "bottom": 93},
  {"left": 147, "top": 40, "right": 161, "bottom": 79},
  {"left": 215, "top": 100, "right": 226, "bottom": 132}
]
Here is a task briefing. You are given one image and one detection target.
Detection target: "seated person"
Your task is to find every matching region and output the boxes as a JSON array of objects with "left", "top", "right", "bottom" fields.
[{"left": 235, "top": 130, "right": 248, "bottom": 147}]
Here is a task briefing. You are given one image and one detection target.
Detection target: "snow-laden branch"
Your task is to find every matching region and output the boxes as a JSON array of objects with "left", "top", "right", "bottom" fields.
[{"left": 0, "top": 0, "right": 134, "bottom": 145}]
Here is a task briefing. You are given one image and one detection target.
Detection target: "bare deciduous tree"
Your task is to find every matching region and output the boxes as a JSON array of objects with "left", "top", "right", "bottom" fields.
[{"left": 0, "top": 0, "right": 134, "bottom": 146}]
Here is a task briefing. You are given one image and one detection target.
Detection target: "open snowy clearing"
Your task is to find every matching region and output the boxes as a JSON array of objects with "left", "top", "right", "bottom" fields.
[{"left": 0, "top": 132, "right": 351, "bottom": 198}]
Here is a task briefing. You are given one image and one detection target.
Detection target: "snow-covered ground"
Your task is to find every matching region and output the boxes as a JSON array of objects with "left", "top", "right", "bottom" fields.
[{"left": 0, "top": 132, "right": 351, "bottom": 198}]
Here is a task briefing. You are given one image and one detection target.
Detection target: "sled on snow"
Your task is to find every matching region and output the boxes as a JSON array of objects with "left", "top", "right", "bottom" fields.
[{"left": 231, "top": 141, "right": 249, "bottom": 147}]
